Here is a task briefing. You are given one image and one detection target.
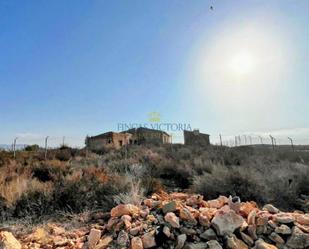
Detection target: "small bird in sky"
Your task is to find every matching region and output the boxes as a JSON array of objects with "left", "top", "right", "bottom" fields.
[{"left": 210, "top": 6, "right": 214, "bottom": 11}]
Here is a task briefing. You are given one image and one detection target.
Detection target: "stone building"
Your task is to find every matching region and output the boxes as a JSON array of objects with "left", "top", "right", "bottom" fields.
[
  {"left": 125, "top": 127, "right": 171, "bottom": 145},
  {"left": 86, "top": 127, "right": 171, "bottom": 151},
  {"left": 184, "top": 129, "right": 210, "bottom": 146},
  {"left": 85, "top": 132, "right": 133, "bottom": 150}
]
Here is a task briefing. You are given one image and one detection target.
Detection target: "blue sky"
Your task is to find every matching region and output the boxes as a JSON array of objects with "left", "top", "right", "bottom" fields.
[{"left": 0, "top": 0, "right": 309, "bottom": 146}]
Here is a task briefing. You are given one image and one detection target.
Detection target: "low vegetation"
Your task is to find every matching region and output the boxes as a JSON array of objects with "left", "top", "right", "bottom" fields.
[{"left": 0, "top": 144, "right": 308, "bottom": 223}]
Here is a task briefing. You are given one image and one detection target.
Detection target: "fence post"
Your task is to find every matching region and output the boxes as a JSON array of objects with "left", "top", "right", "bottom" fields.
[
  {"left": 13, "top": 137, "right": 18, "bottom": 159},
  {"left": 45, "top": 136, "right": 49, "bottom": 160},
  {"left": 288, "top": 137, "right": 294, "bottom": 152},
  {"left": 269, "top": 135, "right": 275, "bottom": 150}
]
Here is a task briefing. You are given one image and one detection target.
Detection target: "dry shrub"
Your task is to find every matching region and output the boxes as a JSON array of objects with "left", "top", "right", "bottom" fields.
[
  {"left": 0, "top": 173, "right": 53, "bottom": 206},
  {"left": 1, "top": 144, "right": 308, "bottom": 220},
  {"left": 192, "top": 160, "right": 309, "bottom": 210},
  {"left": 113, "top": 164, "right": 146, "bottom": 206},
  {"left": 0, "top": 175, "right": 29, "bottom": 205}
]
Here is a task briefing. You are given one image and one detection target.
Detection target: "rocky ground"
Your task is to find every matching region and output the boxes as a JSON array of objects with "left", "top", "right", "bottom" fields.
[{"left": 1, "top": 192, "right": 309, "bottom": 249}]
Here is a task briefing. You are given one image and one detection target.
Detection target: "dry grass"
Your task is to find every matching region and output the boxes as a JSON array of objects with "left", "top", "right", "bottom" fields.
[
  {"left": 0, "top": 144, "right": 308, "bottom": 221},
  {"left": 0, "top": 163, "right": 53, "bottom": 206},
  {"left": 113, "top": 164, "right": 146, "bottom": 206}
]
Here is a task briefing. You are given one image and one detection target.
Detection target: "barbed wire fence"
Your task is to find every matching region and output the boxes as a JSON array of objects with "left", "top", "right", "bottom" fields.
[
  {"left": 212, "top": 133, "right": 299, "bottom": 152},
  {"left": 1, "top": 132, "right": 305, "bottom": 157}
]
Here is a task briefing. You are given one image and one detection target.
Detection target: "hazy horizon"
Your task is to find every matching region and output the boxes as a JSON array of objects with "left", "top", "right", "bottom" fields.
[{"left": 1, "top": 0, "right": 309, "bottom": 147}]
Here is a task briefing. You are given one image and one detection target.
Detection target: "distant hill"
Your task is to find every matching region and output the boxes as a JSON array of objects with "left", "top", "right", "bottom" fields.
[{"left": 0, "top": 144, "right": 27, "bottom": 151}]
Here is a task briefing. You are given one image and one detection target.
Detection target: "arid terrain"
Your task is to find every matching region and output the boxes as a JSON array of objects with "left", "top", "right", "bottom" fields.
[{"left": 0, "top": 144, "right": 309, "bottom": 248}]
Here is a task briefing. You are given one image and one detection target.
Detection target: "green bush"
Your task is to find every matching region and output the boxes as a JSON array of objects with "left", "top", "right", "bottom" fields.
[{"left": 24, "top": 144, "right": 40, "bottom": 152}]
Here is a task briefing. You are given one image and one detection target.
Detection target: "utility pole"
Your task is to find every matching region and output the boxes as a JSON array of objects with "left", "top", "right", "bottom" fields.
[
  {"left": 269, "top": 135, "right": 275, "bottom": 150},
  {"left": 219, "top": 134, "right": 222, "bottom": 147},
  {"left": 45, "top": 136, "right": 49, "bottom": 160},
  {"left": 13, "top": 137, "right": 18, "bottom": 159},
  {"left": 288, "top": 137, "right": 294, "bottom": 152}
]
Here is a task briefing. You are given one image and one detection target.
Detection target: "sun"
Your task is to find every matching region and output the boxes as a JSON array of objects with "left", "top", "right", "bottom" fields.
[{"left": 228, "top": 50, "right": 255, "bottom": 76}]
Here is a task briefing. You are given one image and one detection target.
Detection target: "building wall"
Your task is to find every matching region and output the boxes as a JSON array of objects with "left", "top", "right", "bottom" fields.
[
  {"left": 112, "top": 133, "right": 132, "bottom": 148},
  {"left": 86, "top": 137, "right": 112, "bottom": 151},
  {"left": 127, "top": 129, "right": 171, "bottom": 145},
  {"left": 184, "top": 130, "right": 210, "bottom": 146},
  {"left": 86, "top": 129, "right": 171, "bottom": 151},
  {"left": 86, "top": 132, "right": 132, "bottom": 150}
]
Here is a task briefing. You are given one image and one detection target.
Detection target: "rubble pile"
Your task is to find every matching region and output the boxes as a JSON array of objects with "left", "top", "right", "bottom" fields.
[{"left": 1, "top": 192, "right": 309, "bottom": 249}]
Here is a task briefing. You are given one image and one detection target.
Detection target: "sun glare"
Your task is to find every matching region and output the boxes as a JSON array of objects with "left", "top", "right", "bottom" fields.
[{"left": 228, "top": 51, "right": 255, "bottom": 76}]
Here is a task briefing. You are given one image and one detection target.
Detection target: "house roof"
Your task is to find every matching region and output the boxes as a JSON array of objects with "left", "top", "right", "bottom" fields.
[
  {"left": 89, "top": 131, "right": 131, "bottom": 139},
  {"left": 124, "top": 127, "right": 170, "bottom": 137},
  {"left": 89, "top": 127, "right": 170, "bottom": 139},
  {"left": 184, "top": 130, "right": 210, "bottom": 136},
  {"left": 88, "top": 132, "right": 115, "bottom": 139}
]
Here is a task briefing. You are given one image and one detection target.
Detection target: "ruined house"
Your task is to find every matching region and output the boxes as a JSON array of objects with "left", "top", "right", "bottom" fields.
[
  {"left": 86, "top": 127, "right": 171, "bottom": 151},
  {"left": 184, "top": 129, "right": 210, "bottom": 146},
  {"left": 125, "top": 127, "right": 171, "bottom": 145},
  {"left": 85, "top": 132, "right": 133, "bottom": 150}
]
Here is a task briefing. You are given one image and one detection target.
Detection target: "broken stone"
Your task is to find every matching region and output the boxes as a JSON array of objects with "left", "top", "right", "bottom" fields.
[
  {"left": 117, "top": 230, "right": 129, "bottom": 247},
  {"left": 256, "top": 216, "right": 268, "bottom": 226},
  {"left": 131, "top": 237, "right": 143, "bottom": 249},
  {"left": 267, "top": 220, "right": 277, "bottom": 229},
  {"left": 183, "top": 243, "right": 207, "bottom": 249},
  {"left": 262, "top": 204, "right": 279, "bottom": 214},
  {"left": 88, "top": 229, "right": 101, "bottom": 249},
  {"left": 142, "top": 231, "right": 156, "bottom": 249},
  {"left": 240, "top": 220, "right": 248, "bottom": 232},
  {"left": 207, "top": 199, "right": 223, "bottom": 209},
  {"left": 226, "top": 235, "right": 248, "bottom": 249},
  {"left": 179, "top": 207, "right": 197, "bottom": 225},
  {"left": 186, "top": 195, "right": 203, "bottom": 206},
  {"left": 130, "top": 226, "right": 142, "bottom": 236},
  {"left": 207, "top": 240, "right": 223, "bottom": 249},
  {"left": 273, "top": 213, "right": 294, "bottom": 224},
  {"left": 170, "top": 193, "right": 188, "bottom": 200},
  {"left": 240, "top": 202, "right": 258, "bottom": 217},
  {"left": 268, "top": 232, "right": 284, "bottom": 245},
  {"left": 110, "top": 204, "right": 140, "bottom": 217},
  {"left": 164, "top": 212, "right": 180, "bottom": 228},
  {"left": 200, "top": 228, "right": 217, "bottom": 240},
  {"left": 198, "top": 214, "right": 210, "bottom": 227},
  {"left": 94, "top": 236, "right": 113, "bottom": 249},
  {"left": 297, "top": 214, "right": 309, "bottom": 226},
  {"left": 211, "top": 210, "right": 244, "bottom": 236},
  {"left": 286, "top": 226, "right": 309, "bottom": 249},
  {"left": 162, "top": 226, "right": 171, "bottom": 238},
  {"left": 247, "top": 210, "right": 257, "bottom": 225},
  {"left": 180, "top": 227, "right": 196, "bottom": 236},
  {"left": 295, "top": 222, "right": 309, "bottom": 233},
  {"left": 240, "top": 232, "right": 254, "bottom": 246},
  {"left": 253, "top": 239, "right": 278, "bottom": 249},
  {"left": 256, "top": 225, "right": 267, "bottom": 235},
  {"left": 248, "top": 225, "right": 258, "bottom": 240},
  {"left": 162, "top": 201, "right": 177, "bottom": 214},
  {"left": 175, "top": 234, "right": 187, "bottom": 249},
  {"left": 274, "top": 224, "right": 291, "bottom": 235},
  {"left": 0, "top": 231, "right": 21, "bottom": 249}
]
